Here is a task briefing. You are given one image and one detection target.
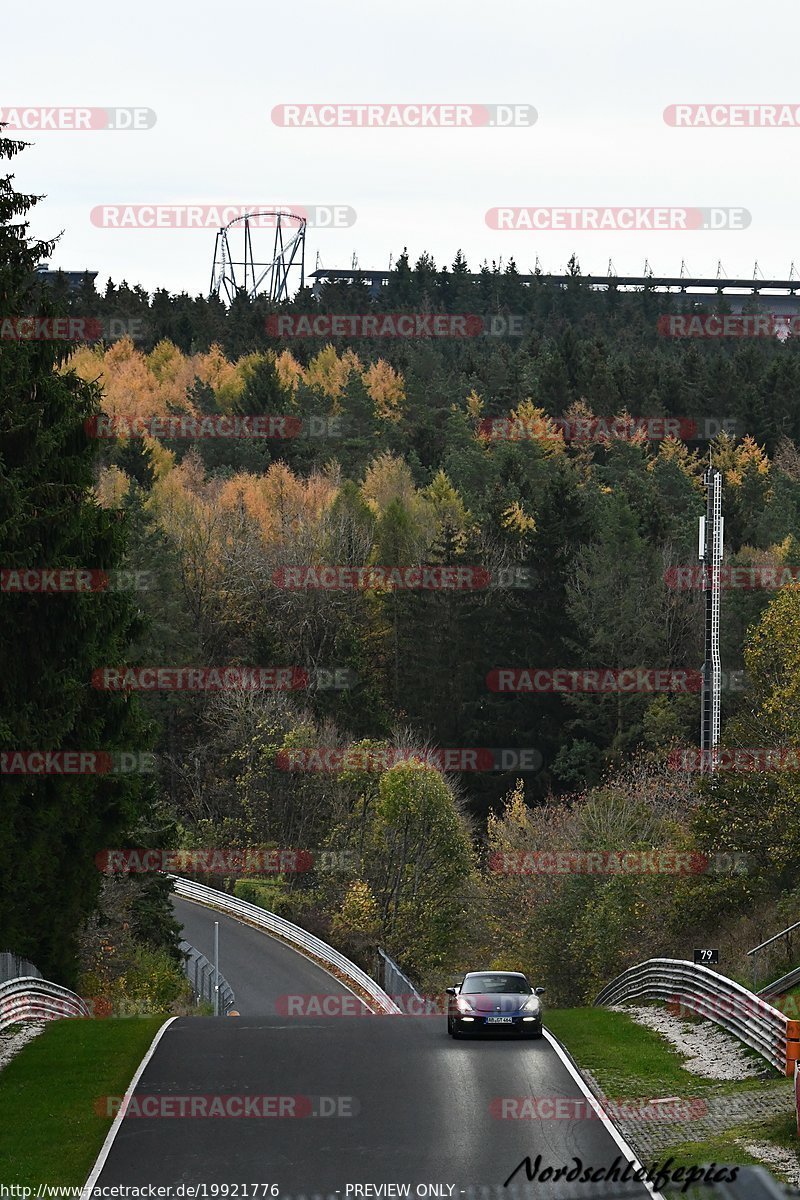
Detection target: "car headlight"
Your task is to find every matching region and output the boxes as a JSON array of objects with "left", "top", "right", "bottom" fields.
[
  {"left": 456, "top": 996, "right": 475, "bottom": 1014},
  {"left": 522, "top": 997, "right": 540, "bottom": 1014}
]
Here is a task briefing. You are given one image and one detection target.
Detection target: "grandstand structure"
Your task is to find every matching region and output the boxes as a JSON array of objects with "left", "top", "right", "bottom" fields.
[{"left": 309, "top": 265, "right": 800, "bottom": 313}]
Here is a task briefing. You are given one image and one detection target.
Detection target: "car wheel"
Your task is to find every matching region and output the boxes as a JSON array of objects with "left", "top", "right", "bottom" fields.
[
  {"left": 527, "top": 1027, "right": 543, "bottom": 1039},
  {"left": 447, "top": 1016, "right": 454, "bottom": 1035}
]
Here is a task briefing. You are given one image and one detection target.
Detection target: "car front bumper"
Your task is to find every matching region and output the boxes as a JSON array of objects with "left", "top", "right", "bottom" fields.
[{"left": 453, "top": 1013, "right": 542, "bottom": 1034}]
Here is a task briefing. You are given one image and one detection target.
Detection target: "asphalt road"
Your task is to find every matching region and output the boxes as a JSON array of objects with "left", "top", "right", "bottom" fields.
[
  {"left": 90, "top": 896, "right": 654, "bottom": 1198},
  {"left": 174, "top": 895, "right": 368, "bottom": 1015}
]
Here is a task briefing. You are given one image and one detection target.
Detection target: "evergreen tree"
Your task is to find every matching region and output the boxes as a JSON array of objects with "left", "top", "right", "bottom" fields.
[{"left": 0, "top": 130, "right": 152, "bottom": 982}]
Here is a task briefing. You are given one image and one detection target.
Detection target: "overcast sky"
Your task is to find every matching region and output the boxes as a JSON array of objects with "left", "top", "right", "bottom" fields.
[{"left": 4, "top": 0, "right": 799, "bottom": 297}]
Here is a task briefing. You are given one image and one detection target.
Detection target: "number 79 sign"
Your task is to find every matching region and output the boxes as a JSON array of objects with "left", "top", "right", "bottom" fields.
[{"left": 694, "top": 948, "right": 719, "bottom": 965}]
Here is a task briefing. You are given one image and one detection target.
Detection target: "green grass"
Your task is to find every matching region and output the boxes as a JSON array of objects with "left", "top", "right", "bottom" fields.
[
  {"left": 650, "top": 1133, "right": 767, "bottom": 1171},
  {"left": 545, "top": 1008, "right": 798, "bottom": 1180},
  {"left": 659, "top": 1109, "right": 800, "bottom": 1175},
  {"left": 0, "top": 1016, "right": 167, "bottom": 1185},
  {"left": 545, "top": 1007, "right": 777, "bottom": 1098},
  {"left": 752, "top": 1109, "right": 800, "bottom": 1154}
]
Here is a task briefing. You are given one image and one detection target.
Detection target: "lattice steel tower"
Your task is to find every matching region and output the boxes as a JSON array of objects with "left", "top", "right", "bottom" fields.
[
  {"left": 210, "top": 211, "right": 306, "bottom": 303},
  {"left": 699, "top": 466, "right": 724, "bottom": 771}
]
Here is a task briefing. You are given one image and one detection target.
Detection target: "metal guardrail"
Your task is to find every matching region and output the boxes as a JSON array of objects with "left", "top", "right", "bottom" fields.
[
  {"left": 760, "top": 964, "right": 800, "bottom": 999},
  {"left": 595, "top": 958, "right": 800, "bottom": 1076},
  {"left": 376, "top": 947, "right": 421, "bottom": 1001},
  {"left": 0, "top": 952, "right": 41, "bottom": 985},
  {"left": 170, "top": 876, "right": 402, "bottom": 1015},
  {"left": 747, "top": 921, "right": 800, "bottom": 991},
  {"left": 0, "top": 976, "right": 90, "bottom": 1033},
  {"left": 180, "top": 939, "right": 235, "bottom": 1014},
  {"left": 749, "top": 922, "right": 800, "bottom": 956}
]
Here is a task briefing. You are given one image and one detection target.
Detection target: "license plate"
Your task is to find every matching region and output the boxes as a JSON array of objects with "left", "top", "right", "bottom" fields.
[{"left": 486, "top": 1015, "right": 514, "bottom": 1023}]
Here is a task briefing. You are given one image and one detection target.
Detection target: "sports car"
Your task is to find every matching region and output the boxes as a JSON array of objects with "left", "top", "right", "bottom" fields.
[{"left": 446, "top": 970, "right": 544, "bottom": 1038}]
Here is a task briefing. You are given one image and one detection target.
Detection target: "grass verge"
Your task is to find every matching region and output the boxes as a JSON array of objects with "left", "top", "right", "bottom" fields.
[
  {"left": 0, "top": 1016, "right": 166, "bottom": 1186},
  {"left": 659, "top": 1111, "right": 799, "bottom": 1174},
  {"left": 545, "top": 1007, "right": 775, "bottom": 1098},
  {"left": 545, "top": 1007, "right": 797, "bottom": 1180}
]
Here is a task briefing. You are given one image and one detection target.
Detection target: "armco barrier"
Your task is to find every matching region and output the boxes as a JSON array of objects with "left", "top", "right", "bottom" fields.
[
  {"left": 180, "top": 939, "right": 235, "bottom": 1014},
  {"left": 170, "top": 876, "right": 402, "bottom": 1015},
  {"left": 0, "top": 976, "right": 90, "bottom": 1033},
  {"left": 0, "top": 951, "right": 41, "bottom": 984},
  {"left": 376, "top": 947, "right": 422, "bottom": 1002},
  {"left": 595, "top": 957, "right": 800, "bottom": 1076},
  {"left": 759, "top": 963, "right": 800, "bottom": 999}
]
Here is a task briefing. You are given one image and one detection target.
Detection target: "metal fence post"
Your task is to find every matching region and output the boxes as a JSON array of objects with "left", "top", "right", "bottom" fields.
[{"left": 214, "top": 921, "right": 220, "bottom": 1017}]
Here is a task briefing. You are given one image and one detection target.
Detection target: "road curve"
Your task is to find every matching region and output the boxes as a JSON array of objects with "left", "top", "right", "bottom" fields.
[
  {"left": 90, "top": 896, "right": 654, "bottom": 1197},
  {"left": 173, "top": 895, "right": 366, "bottom": 1014}
]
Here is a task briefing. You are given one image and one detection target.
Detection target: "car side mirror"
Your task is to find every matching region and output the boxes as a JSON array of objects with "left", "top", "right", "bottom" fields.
[
  {"left": 535, "top": 987, "right": 545, "bottom": 995},
  {"left": 445, "top": 987, "right": 457, "bottom": 995}
]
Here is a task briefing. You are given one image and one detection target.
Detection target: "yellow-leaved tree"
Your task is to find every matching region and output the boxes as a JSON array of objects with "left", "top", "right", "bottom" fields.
[{"left": 692, "top": 584, "right": 800, "bottom": 926}]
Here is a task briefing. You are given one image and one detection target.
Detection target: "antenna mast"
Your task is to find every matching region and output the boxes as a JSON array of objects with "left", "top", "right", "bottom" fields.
[{"left": 699, "top": 466, "right": 724, "bottom": 771}]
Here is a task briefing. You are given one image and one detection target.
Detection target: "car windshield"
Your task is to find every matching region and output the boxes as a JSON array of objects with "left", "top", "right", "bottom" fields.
[{"left": 461, "top": 974, "right": 531, "bottom": 994}]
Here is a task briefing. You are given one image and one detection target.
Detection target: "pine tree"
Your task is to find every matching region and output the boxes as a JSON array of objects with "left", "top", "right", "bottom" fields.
[{"left": 0, "top": 129, "right": 151, "bottom": 982}]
